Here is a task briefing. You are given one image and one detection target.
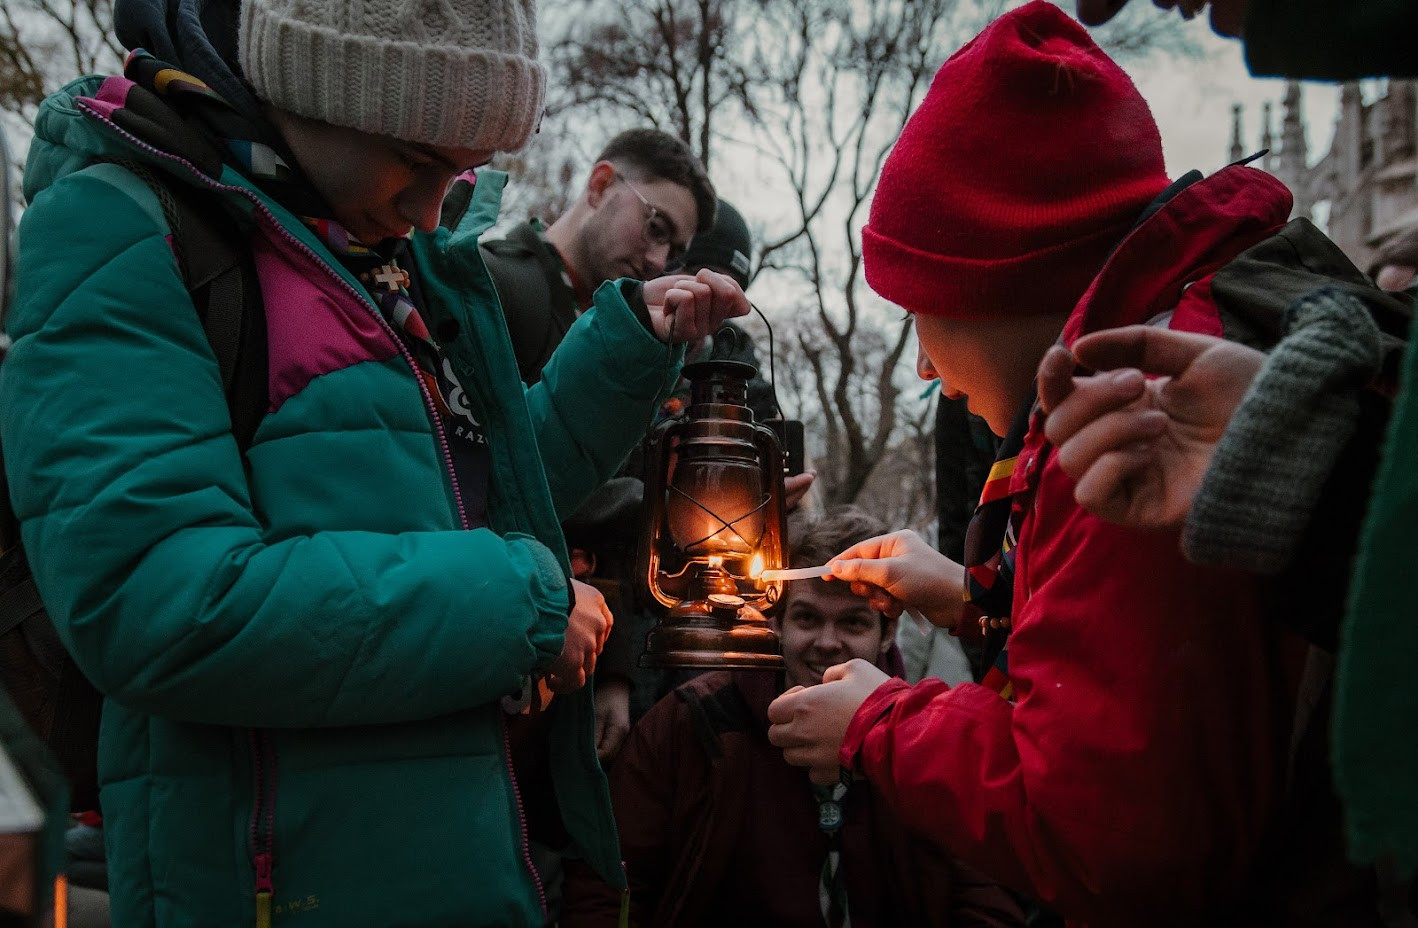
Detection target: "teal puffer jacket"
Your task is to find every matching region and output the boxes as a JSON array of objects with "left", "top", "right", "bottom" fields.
[{"left": 3, "top": 74, "right": 681, "bottom": 927}]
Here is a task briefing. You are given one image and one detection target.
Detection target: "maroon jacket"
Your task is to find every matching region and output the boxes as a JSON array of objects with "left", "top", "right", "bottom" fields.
[
  {"left": 562, "top": 667, "right": 1025, "bottom": 928},
  {"left": 841, "top": 165, "right": 1382, "bottom": 927}
]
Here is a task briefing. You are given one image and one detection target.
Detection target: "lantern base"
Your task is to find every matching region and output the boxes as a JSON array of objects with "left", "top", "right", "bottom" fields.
[{"left": 639, "top": 612, "right": 784, "bottom": 670}]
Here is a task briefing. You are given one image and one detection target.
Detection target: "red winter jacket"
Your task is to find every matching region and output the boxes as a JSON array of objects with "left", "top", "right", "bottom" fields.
[{"left": 841, "top": 166, "right": 1376, "bottom": 927}]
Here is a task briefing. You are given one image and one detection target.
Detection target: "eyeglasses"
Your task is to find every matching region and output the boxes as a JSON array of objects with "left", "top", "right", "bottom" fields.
[{"left": 615, "top": 171, "right": 688, "bottom": 267}]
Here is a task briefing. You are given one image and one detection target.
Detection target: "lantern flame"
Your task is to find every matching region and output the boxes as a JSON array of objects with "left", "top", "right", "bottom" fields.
[
  {"left": 707, "top": 555, "right": 724, "bottom": 568},
  {"left": 749, "top": 552, "right": 765, "bottom": 580}
]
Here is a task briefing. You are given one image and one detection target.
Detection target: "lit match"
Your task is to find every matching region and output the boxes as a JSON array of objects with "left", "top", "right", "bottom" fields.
[{"left": 758, "top": 564, "right": 834, "bottom": 582}]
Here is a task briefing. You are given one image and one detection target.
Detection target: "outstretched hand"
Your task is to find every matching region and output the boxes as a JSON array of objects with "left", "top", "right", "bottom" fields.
[
  {"left": 1038, "top": 326, "right": 1265, "bottom": 529},
  {"left": 643, "top": 269, "right": 750, "bottom": 344},
  {"left": 826, "top": 530, "right": 965, "bottom": 630},
  {"left": 767, "top": 659, "right": 890, "bottom": 785}
]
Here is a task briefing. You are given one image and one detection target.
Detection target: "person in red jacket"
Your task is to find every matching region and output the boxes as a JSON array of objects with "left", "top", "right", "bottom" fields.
[
  {"left": 767, "top": 3, "right": 1381, "bottom": 925},
  {"left": 560, "top": 506, "right": 1025, "bottom": 928}
]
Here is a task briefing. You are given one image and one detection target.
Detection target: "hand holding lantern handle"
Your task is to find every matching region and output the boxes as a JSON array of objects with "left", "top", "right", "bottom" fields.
[{"left": 643, "top": 269, "right": 750, "bottom": 344}]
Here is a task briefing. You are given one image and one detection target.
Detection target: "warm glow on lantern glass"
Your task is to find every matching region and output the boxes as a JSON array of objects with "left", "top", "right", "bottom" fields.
[{"left": 749, "top": 553, "right": 764, "bottom": 579}]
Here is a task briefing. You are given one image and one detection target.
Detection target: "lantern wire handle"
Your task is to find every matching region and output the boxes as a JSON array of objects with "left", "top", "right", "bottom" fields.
[
  {"left": 748, "top": 302, "right": 784, "bottom": 419},
  {"left": 696, "top": 303, "right": 785, "bottom": 420}
]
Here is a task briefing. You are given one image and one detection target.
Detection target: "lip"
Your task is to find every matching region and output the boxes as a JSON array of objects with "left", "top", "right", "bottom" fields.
[{"left": 360, "top": 212, "right": 411, "bottom": 243}]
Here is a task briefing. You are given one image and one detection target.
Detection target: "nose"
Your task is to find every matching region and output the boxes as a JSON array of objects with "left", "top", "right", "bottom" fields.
[
  {"left": 644, "top": 240, "right": 671, "bottom": 277},
  {"left": 813, "top": 623, "right": 844, "bottom": 657},
  {"left": 397, "top": 173, "right": 455, "bottom": 234},
  {"left": 916, "top": 339, "right": 939, "bottom": 382}
]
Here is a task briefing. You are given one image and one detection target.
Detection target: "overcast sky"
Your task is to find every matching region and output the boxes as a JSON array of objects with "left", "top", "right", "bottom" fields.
[{"left": 1120, "top": 16, "right": 1341, "bottom": 178}]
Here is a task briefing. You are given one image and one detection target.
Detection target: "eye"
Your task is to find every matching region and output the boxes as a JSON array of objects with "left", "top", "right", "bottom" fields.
[
  {"left": 646, "top": 216, "right": 674, "bottom": 244},
  {"left": 787, "top": 610, "right": 818, "bottom": 629},
  {"left": 396, "top": 147, "right": 432, "bottom": 172}
]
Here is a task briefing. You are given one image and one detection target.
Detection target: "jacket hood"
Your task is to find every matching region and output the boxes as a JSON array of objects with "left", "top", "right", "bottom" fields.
[
  {"left": 24, "top": 74, "right": 226, "bottom": 205},
  {"left": 114, "top": 0, "right": 259, "bottom": 118}
]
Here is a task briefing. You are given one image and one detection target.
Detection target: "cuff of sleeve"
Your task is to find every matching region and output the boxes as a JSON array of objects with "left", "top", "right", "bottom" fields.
[
  {"left": 839, "top": 678, "right": 912, "bottom": 773},
  {"left": 1184, "top": 287, "right": 1382, "bottom": 574},
  {"left": 504, "top": 532, "right": 573, "bottom": 665},
  {"left": 617, "top": 279, "right": 654, "bottom": 335}
]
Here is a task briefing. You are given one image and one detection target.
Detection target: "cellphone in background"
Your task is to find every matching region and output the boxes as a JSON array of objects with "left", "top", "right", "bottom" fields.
[{"left": 765, "top": 418, "right": 805, "bottom": 477}]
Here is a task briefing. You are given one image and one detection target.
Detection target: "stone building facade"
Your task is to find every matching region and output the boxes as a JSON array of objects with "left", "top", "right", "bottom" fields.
[{"left": 1231, "top": 79, "right": 1418, "bottom": 272}]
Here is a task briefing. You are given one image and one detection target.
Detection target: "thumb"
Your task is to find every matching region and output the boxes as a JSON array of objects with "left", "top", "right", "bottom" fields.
[
  {"left": 828, "top": 558, "right": 879, "bottom": 584},
  {"left": 822, "top": 661, "right": 856, "bottom": 684}
]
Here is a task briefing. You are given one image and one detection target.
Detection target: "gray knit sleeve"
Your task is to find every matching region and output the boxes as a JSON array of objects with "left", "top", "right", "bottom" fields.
[{"left": 1182, "top": 287, "right": 1383, "bottom": 574}]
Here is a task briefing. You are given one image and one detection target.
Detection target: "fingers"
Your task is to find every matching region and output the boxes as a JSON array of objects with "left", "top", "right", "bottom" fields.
[
  {"left": 1042, "top": 368, "right": 1147, "bottom": 447},
  {"left": 846, "top": 580, "right": 902, "bottom": 616},
  {"left": 546, "top": 666, "right": 586, "bottom": 694},
  {"left": 784, "top": 470, "right": 816, "bottom": 511},
  {"left": 597, "top": 599, "right": 613, "bottom": 651},
  {"left": 642, "top": 273, "right": 697, "bottom": 308},
  {"left": 767, "top": 686, "right": 804, "bottom": 724},
  {"left": 1036, "top": 345, "right": 1078, "bottom": 415},
  {"left": 1075, "top": 0, "right": 1129, "bottom": 26},
  {"left": 831, "top": 530, "right": 914, "bottom": 565},
  {"left": 571, "top": 579, "right": 614, "bottom": 651},
  {"left": 656, "top": 271, "right": 748, "bottom": 342},
  {"left": 596, "top": 716, "right": 629, "bottom": 761},
  {"left": 822, "top": 660, "right": 864, "bottom": 684},
  {"left": 1072, "top": 326, "right": 1224, "bottom": 378},
  {"left": 1071, "top": 445, "right": 1156, "bottom": 526},
  {"left": 1052, "top": 405, "right": 1167, "bottom": 483},
  {"left": 695, "top": 268, "right": 750, "bottom": 319}
]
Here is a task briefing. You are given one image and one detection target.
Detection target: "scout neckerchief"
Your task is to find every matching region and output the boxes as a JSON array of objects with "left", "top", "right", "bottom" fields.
[
  {"left": 307, "top": 221, "right": 495, "bottom": 531},
  {"left": 812, "top": 772, "right": 852, "bottom": 928},
  {"left": 123, "top": 49, "right": 298, "bottom": 190},
  {"left": 961, "top": 391, "right": 1037, "bottom": 701}
]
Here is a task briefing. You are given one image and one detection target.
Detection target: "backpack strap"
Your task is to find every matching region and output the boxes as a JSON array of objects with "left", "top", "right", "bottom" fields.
[
  {"left": 77, "top": 160, "right": 267, "bottom": 450},
  {"left": 0, "top": 550, "right": 39, "bottom": 638}
]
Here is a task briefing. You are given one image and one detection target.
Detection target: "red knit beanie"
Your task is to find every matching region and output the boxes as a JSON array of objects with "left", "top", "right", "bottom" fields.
[{"left": 862, "top": 1, "right": 1169, "bottom": 320}]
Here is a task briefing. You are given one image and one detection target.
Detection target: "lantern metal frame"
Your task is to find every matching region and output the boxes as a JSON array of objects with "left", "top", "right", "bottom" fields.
[{"left": 637, "top": 359, "right": 788, "bottom": 669}]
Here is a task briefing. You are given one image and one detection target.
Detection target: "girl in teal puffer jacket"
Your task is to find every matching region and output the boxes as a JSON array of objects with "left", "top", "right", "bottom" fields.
[{"left": 2, "top": 1, "right": 746, "bottom": 925}]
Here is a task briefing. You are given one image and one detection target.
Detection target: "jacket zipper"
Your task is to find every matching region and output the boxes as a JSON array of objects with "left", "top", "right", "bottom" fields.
[
  {"left": 503, "top": 716, "right": 549, "bottom": 919},
  {"left": 248, "top": 729, "right": 277, "bottom": 928},
  {"left": 74, "top": 96, "right": 498, "bottom": 921}
]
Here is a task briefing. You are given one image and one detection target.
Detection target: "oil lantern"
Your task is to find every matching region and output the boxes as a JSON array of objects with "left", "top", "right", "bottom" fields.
[{"left": 637, "top": 359, "right": 788, "bottom": 668}]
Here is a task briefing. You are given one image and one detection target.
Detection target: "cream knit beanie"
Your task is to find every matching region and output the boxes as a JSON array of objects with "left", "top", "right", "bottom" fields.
[{"left": 239, "top": 0, "right": 545, "bottom": 152}]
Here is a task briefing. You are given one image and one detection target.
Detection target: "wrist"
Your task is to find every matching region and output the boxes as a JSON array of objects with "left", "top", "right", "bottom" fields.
[{"left": 924, "top": 558, "right": 966, "bottom": 629}]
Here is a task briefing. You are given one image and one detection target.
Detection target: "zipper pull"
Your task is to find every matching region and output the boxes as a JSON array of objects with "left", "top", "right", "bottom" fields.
[{"left": 254, "top": 852, "right": 273, "bottom": 928}]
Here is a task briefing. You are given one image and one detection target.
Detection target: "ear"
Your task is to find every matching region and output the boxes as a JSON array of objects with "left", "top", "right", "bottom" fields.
[
  {"left": 879, "top": 616, "right": 898, "bottom": 655},
  {"left": 586, "top": 161, "right": 618, "bottom": 208}
]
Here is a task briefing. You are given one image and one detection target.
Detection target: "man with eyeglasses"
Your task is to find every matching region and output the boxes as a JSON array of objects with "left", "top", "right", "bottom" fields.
[{"left": 464, "top": 127, "right": 716, "bottom": 386}]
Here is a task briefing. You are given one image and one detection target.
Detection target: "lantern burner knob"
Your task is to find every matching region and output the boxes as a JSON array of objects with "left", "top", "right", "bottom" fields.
[{"left": 707, "top": 593, "right": 746, "bottom": 619}]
